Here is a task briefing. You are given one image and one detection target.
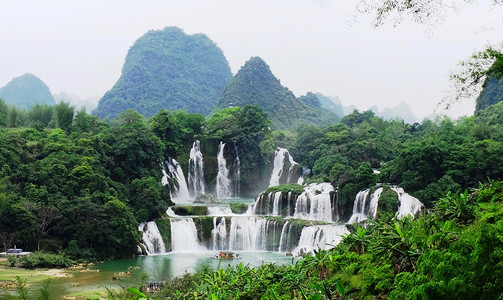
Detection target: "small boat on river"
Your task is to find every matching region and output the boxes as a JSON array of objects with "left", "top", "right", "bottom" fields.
[{"left": 212, "top": 251, "right": 241, "bottom": 259}]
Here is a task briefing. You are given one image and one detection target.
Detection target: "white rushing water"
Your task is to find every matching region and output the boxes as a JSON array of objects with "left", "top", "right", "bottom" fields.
[
  {"left": 233, "top": 144, "right": 240, "bottom": 197},
  {"left": 293, "top": 182, "right": 334, "bottom": 222},
  {"left": 207, "top": 206, "right": 233, "bottom": 216},
  {"left": 225, "top": 217, "right": 280, "bottom": 251},
  {"left": 347, "top": 188, "right": 384, "bottom": 224},
  {"left": 348, "top": 187, "right": 421, "bottom": 223},
  {"left": 216, "top": 141, "right": 232, "bottom": 199},
  {"left": 293, "top": 225, "right": 349, "bottom": 256},
  {"left": 170, "top": 218, "right": 206, "bottom": 252},
  {"left": 163, "top": 158, "right": 191, "bottom": 201},
  {"left": 188, "top": 140, "right": 206, "bottom": 197},
  {"left": 269, "top": 147, "right": 300, "bottom": 187},
  {"left": 212, "top": 217, "right": 227, "bottom": 250},
  {"left": 269, "top": 148, "right": 288, "bottom": 187},
  {"left": 138, "top": 221, "right": 166, "bottom": 254},
  {"left": 391, "top": 187, "right": 423, "bottom": 219}
]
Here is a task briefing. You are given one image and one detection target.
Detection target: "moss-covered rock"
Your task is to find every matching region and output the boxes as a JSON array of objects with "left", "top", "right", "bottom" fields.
[
  {"left": 264, "top": 184, "right": 305, "bottom": 195},
  {"left": 155, "top": 218, "right": 172, "bottom": 252},
  {"left": 377, "top": 186, "right": 399, "bottom": 217},
  {"left": 230, "top": 203, "right": 248, "bottom": 214},
  {"left": 172, "top": 206, "right": 209, "bottom": 216}
]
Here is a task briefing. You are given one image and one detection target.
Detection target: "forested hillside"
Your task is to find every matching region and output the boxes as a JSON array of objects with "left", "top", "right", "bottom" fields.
[
  {"left": 214, "top": 57, "right": 339, "bottom": 130},
  {"left": 0, "top": 74, "right": 55, "bottom": 110},
  {"left": 93, "top": 27, "right": 232, "bottom": 119}
]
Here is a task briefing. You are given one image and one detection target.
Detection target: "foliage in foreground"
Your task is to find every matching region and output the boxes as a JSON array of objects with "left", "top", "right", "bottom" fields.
[{"left": 115, "top": 180, "right": 503, "bottom": 299}]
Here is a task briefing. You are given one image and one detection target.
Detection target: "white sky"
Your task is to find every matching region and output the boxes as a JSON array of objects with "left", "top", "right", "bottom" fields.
[{"left": 0, "top": 0, "right": 502, "bottom": 119}]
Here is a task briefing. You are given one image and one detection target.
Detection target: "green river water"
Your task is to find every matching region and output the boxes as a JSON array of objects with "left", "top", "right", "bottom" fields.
[{"left": 39, "top": 251, "right": 296, "bottom": 299}]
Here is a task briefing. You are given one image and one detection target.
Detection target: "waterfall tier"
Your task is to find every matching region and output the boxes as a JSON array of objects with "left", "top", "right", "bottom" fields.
[
  {"left": 170, "top": 218, "right": 206, "bottom": 252},
  {"left": 188, "top": 140, "right": 206, "bottom": 197},
  {"left": 348, "top": 186, "right": 423, "bottom": 223},
  {"left": 269, "top": 147, "right": 301, "bottom": 187},
  {"left": 293, "top": 225, "right": 349, "bottom": 256},
  {"left": 162, "top": 158, "right": 191, "bottom": 201},
  {"left": 253, "top": 183, "right": 337, "bottom": 222},
  {"left": 216, "top": 141, "right": 232, "bottom": 199},
  {"left": 138, "top": 221, "right": 166, "bottom": 254}
]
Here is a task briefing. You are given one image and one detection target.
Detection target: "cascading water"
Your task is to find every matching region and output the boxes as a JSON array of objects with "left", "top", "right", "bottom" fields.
[
  {"left": 207, "top": 206, "right": 233, "bottom": 216},
  {"left": 293, "top": 183, "right": 334, "bottom": 222},
  {"left": 347, "top": 188, "right": 384, "bottom": 224},
  {"left": 188, "top": 140, "right": 206, "bottom": 197},
  {"left": 269, "top": 147, "right": 300, "bottom": 187},
  {"left": 227, "top": 217, "right": 281, "bottom": 251},
  {"left": 170, "top": 218, "right": 206, "bottom": 252},
  {"left": 138, "top": 221, "right": 165, "bottom": 254},
  {"left": 216, "top": 141, "right": 232, "bottom": 199},
  {"left": 163, "top": 158, "right": 191, "bottom": 201},
  {"left": 293, "top": 225, "right": 349, "bottom": 256},
  {"left": 233, "top": 144, "right": 240, "bottom": 197},
  {"left": 212, "top": 217, "right": 227, "bottom": 250},
  {"left": 347, "top": 187, "right": 421, "bottom": 223},
  {"left": 391, "top": 187, "right": 423, "bottom": 218}
]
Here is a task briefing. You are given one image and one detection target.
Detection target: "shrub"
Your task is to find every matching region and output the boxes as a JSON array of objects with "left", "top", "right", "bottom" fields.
[{"left": 7, "top": 252, "right": 75, "bottom": 269}]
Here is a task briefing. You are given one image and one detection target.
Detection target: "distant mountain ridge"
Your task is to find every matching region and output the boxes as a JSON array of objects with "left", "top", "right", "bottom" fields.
[
  {"left": 316, "top": 92, "right": 419, "bottom": 124},
  {"left": 214, "top": 57, "right": 339, "bottom": 130},
  {"left": 54, "top": 92, "right": 99, "bottom": 112},
  {"left": 93, "top": 26, "right": 232, "bottom": 119},
  {"left": 369, "top": 101, "right": 420, "bottom": 124},
  {"left": 0, "top": 73, "right": 55, "bottom": 109}
]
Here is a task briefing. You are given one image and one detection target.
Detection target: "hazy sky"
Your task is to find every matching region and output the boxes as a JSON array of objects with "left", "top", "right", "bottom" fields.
[{"left": 1, "top": 0, "right": 502, "bottom": 119}]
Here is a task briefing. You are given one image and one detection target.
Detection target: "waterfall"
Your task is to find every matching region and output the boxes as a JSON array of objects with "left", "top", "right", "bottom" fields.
[
  {"left": 207, "top": 206, "right": 233, "bottom": 216},
  {"left": 269, "top": 147, "right": 300, "bottom": 187},
  {"left": 216, "top": 141, "right": 232, "bottom": 199},
  {"left": 348, "top": 188, "right": 383, "bottom": 224},
  {"left": 347, "top": 189, "right": 370, "bottom": 224},
  {"left": 170, "top": 218, "right": 206, "bottom": 252},
  {"left": 272, "top": 192, "right": 282, "bottom": 216},
  {"left": 212, "top": 217, "right": 227, "bottom": 250},
  {"left": 293, "top": 183, "right": 334, "bottom": 222},
  {"left": 227, "top": 217, "right": 280, "bottom": 251},
  {"left": 293, "top": 225, "right": 349, "bottom": 256},
  {"left": 138, "top": 221, "right": 165, "bottom": 254},
  {"left": 233, "top": 144, "right": 240, "bottom": 197},
  {"left": 269, "top": 148, "right": 288, "bottom": 187},
  {"left": 278, "top": 221, "right": 295, "bottom": 253},
  {"left": 188, "top": 140, "right": 206, "bottom": 197},
  {"left": 163, "top": 158, "right": 191, "bottom": 201},
  {"left": 368, "top": 187, "right": 383, "bottom": 219},
  {"left": 391, "top": 187, "right": 423, "bottom": 219}
]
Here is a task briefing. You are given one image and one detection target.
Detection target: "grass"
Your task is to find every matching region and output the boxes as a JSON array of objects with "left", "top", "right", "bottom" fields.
[
  {"left": 0, "top": 265, "right": 56, "bottom": 282},
  {"left": 66, "top": 288, "right": 112, "bottom": 299}
]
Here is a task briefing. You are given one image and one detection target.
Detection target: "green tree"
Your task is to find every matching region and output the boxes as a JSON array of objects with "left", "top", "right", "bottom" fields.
[{"left": 54, "top": 101, "right": 75, "bottom": 133}]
